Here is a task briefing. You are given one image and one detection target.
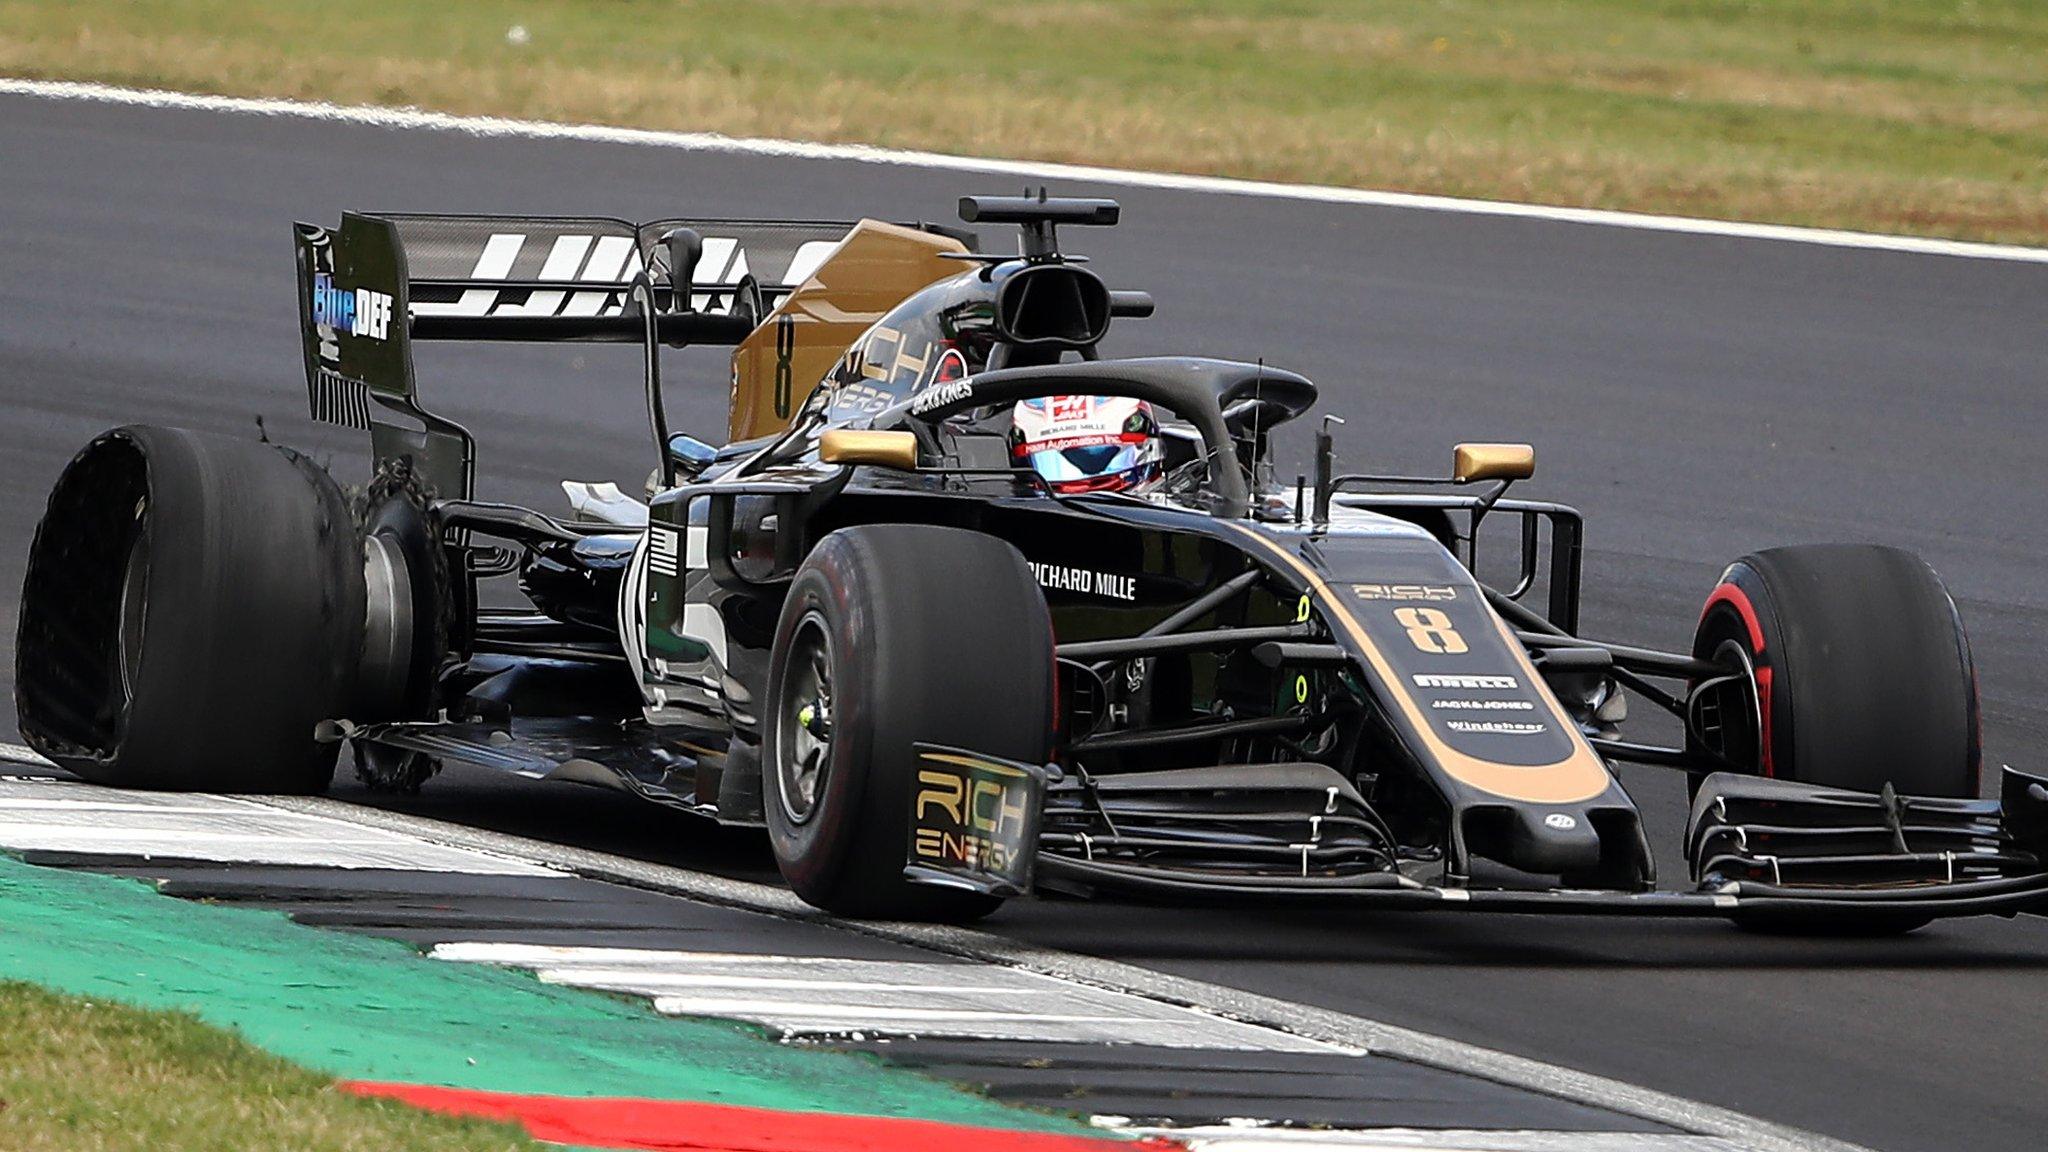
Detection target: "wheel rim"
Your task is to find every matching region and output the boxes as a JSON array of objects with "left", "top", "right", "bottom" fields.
[
  {"left": 115, "top": 524, "right": 149, "bottom": 703},
  {"left": 1692, "top": 634, "right": 1763, "bottom": 770},
  {"left": 359, "top": 531, "right": 416, "bottom": 714},
  {"left": 774, "top": 612, "right": 835, "bottom": 825}
]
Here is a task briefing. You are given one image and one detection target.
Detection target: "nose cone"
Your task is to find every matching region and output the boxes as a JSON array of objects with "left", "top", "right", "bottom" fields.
[{"left": 1505, "top": 807, "right": 1605, "bottom": 875}]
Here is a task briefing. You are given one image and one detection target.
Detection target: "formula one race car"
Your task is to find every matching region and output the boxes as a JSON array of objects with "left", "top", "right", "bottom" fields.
[{"left": 18, "top": 194, "right": 2048, "bottom": 932}]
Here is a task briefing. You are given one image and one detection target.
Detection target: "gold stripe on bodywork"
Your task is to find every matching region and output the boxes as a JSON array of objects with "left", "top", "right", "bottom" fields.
[{"left": 1225, "top": 526, "right": 1611, "bottom": 805}]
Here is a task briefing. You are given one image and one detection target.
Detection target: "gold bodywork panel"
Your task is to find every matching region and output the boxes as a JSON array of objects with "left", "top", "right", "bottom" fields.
[{"left": 728, "top": 220, "right": 968, "bottom": 441}]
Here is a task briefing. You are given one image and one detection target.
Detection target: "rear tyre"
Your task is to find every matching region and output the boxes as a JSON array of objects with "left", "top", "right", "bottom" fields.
[
  {"left": 1690, "top": 544, "right": 1979, "bottom": 934},
  {"left": 16, "top": 426, "right": 365, "bottom": 792},
  {"left": 763, "top": 524, "right": 1054, "bottom": 922}
]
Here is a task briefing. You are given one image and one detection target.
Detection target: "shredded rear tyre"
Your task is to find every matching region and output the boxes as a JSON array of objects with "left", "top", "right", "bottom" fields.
[{"left": 15, "top": 426, "right": 365, "bottom": 792}]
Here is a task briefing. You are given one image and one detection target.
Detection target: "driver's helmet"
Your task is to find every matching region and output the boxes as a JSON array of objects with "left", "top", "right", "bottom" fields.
[{"left": 1009, "top": 395, "right": 1165, "bottom": 494}]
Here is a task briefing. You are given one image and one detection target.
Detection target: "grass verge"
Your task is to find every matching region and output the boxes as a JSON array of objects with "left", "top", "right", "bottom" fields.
[
  {"left": 0, "top": 980, "right": 544, "bottom": 1152},
  {"left": 3, "top": 0, "right": 2045, "bottom": 243}
]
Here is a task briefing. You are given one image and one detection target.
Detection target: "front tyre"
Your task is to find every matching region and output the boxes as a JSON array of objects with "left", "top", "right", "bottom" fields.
[
  {"left": 16, "top": 426, "right": 365, "bottom": 792},
  {"left": 763, "top": 525, "right": 1054, "bottom": 922},
  {"left": 1691, "top": 544, "right": 1978, "bottom": 798},
  {"left": 1690, "top": 544, "right": 1979, "bottom": 935}
]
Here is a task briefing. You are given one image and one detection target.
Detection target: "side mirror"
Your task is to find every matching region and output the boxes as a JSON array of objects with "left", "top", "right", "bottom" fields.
[
  {"left": 1453, "top": 442, "right": 1535, "bottom": 483},
  {"left": 819, "top": 429, "right": 919, "bottom": 471},
  {"left": 667, "top": 432, "right": 719, "bottom": 478}
]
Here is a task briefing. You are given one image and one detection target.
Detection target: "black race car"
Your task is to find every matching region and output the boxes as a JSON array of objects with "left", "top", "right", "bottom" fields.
[{"left": 17, "top": 194, "right": 2048, "bottom": 931}]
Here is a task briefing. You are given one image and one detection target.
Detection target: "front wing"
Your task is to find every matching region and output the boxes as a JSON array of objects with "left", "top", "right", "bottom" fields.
[{"left": 904, "top": 761, "right": 2048, "bottom": 924}]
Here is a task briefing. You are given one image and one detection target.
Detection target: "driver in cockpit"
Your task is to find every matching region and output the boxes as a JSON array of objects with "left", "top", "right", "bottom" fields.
[{"left": 1007, "top": 394, "right": 1167, "bottom": 495}]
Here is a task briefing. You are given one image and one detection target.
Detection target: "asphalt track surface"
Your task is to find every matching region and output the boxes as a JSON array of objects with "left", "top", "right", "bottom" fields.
[{"left": 2, "top": 93, "right": 2045, "bottom": 1152}]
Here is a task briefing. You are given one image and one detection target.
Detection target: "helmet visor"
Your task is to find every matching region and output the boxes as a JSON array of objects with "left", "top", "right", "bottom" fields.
[{"left": 1019, "top": 434, "right": 1152, "bottom": 484}]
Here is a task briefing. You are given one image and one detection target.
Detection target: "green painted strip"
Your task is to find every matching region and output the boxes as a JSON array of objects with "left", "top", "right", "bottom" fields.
[{"left": 0, "top": 855, "right": 1089, "bottom": 1134}]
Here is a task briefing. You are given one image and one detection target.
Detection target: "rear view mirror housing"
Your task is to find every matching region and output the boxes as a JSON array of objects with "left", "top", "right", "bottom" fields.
[
  {"left": 819, "top": 429, "right": 919, "bottom": 471},
  {"left": 666, "top": 432, "right": 719, "bottom": 478},
  {"left": 1453, "top": 442, "right": 1535, "bottom": 483}
]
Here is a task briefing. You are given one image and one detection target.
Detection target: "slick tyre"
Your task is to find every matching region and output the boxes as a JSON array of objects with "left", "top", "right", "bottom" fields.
[
  {"left": 15, "top": 426, "right": 365, "bottom": 792},
  {"left": 1691, "top": 544, "right": 1979, "bottom": 798},
  {"left": 1691, "top": 544, "right": 1979, "bottom": 935},
  {"left": 763, "top": 524, "right": 1054, "bottom": 922}
]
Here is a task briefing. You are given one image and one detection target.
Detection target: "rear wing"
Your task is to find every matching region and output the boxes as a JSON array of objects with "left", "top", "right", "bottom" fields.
[
  {"left": 292, "top": 211, "right": 969, "bottom": 498},
  {"left": 393, "top": 213, "right": 857, "bottom": 325}
]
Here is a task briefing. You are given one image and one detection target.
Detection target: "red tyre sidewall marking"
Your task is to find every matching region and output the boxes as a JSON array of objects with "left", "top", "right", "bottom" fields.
[{"left": 1701, "top": 583, "right": 1775, "bottom": 778}]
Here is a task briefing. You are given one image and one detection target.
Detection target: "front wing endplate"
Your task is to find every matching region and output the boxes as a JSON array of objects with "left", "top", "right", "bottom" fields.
[{"left": 903, "top": 744, "right": 1047, "bottom": 898}]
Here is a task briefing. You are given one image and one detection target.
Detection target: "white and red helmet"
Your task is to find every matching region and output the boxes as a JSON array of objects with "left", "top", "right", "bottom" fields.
[{"left": 1009, "top": 395, "right": 1165, "bottom": 494}]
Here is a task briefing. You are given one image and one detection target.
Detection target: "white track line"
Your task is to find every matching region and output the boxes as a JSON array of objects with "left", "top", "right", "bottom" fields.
[
  {"left": 0, "top": 744, "right": 1862, "bottom": 1148},
  {"left": 0, "top": 772, "right": 556, "bottom": 875},
  {"left": 431, "top": 942, "right": 1348, "bottom": 1051},
  {"left": 0, "top": 742, "right": 53, "bottom": 767},
  {"left": 3, "top": 77, "right": 2042, "bottom": 266},
  {"left": 1119, "top": 1126, "right": 1755, "bottom": 1152}
]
